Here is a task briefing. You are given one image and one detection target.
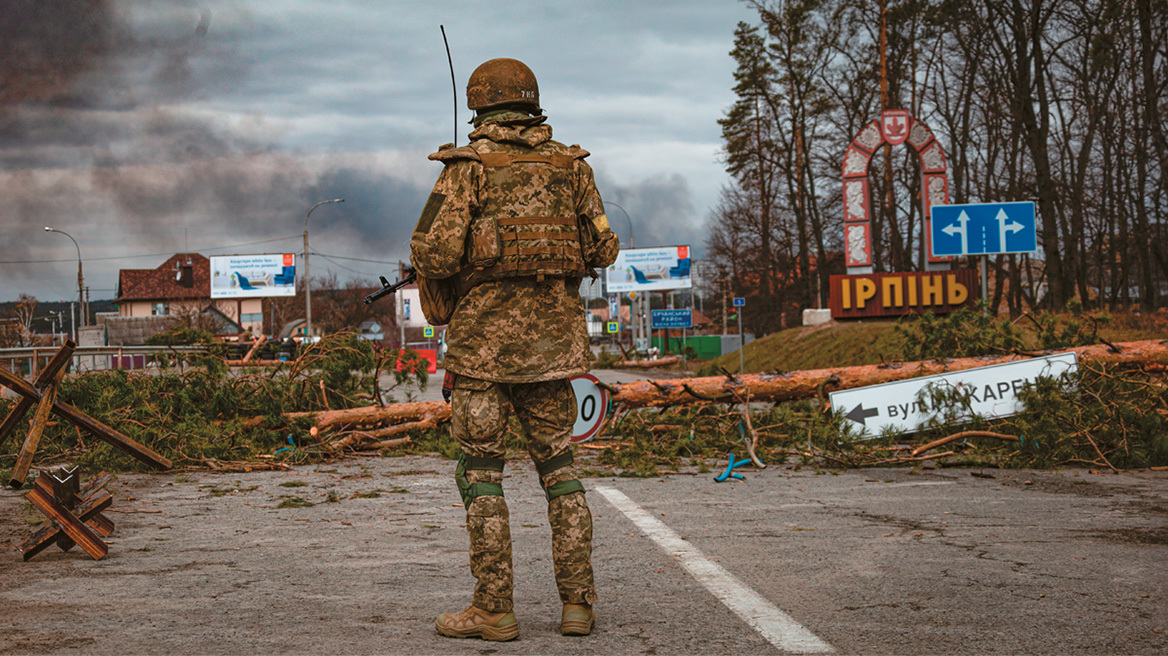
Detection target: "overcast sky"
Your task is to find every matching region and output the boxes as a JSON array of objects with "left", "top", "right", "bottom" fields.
[{"left": 0, "top": 0, "right": 757, "bottom": 303}]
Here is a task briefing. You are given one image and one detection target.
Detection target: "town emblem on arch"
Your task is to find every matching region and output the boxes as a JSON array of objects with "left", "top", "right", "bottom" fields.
[{"left": 880, "top": 109, "right": 910, "bottom": 146}]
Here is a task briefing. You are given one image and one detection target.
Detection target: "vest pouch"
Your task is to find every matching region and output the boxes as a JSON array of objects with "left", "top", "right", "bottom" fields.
[
  {"left": 417, "top": 273, "right": 459, "bottom": 325},
  {"left": 468, "top": 216, "right": 501, "bottom": 269}
]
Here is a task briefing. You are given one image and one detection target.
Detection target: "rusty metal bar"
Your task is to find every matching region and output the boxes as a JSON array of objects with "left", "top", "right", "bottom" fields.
[
  {"left": 0, "top": 341, "right": 76, "bottom": 448},
  {"left": 0, "top": 366, "right": 172, "bottom": 471},
  {"left": 8, "top": 368, "right": 65, "bottom": 488}
]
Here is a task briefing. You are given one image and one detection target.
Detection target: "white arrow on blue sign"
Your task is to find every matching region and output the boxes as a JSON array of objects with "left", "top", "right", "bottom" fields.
[
  {"left": 733, "top": 297, "right": 746, "bottom": 307},
  {"left": 931, "top": 201, "right": 1037, "bottom": 256}
]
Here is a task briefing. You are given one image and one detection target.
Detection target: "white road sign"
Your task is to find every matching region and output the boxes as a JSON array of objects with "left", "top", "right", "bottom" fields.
[
  {"left": 829, "top": 353, "right": 1077, "bottom": 437},
  {"left": 570, "top": 374, "right": 610, "bottom": 443}
]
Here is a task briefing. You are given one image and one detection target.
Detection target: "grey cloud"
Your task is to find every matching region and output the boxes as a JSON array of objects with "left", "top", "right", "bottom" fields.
[{"left": 596, "top": 172, "right": 706, "bottom": 258}]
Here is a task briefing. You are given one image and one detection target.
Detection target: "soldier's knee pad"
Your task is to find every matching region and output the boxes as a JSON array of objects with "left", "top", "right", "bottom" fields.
[
  {"left": 535, "top": 451, "right": 584, "bottom": 501},
  {"left": 456, "top": 452, "right": 506, "bottom": 507}
]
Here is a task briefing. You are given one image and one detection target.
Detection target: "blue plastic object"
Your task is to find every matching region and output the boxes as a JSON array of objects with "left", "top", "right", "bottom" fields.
[{"left": 714, "top": 452, "right": 751, "bottom": 482}]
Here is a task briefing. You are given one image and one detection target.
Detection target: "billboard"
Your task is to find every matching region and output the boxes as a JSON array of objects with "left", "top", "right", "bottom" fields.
[
  {"left": 604, "top": 246, "right": 692, "bottom": 293},
  {"left": 210, "top": 254, "right": 298, "bottom": 299}
]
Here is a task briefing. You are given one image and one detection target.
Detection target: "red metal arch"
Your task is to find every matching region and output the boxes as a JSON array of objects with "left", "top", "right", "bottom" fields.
[{"left": 841, "top": 110, "right": 951, "bottom": 272}]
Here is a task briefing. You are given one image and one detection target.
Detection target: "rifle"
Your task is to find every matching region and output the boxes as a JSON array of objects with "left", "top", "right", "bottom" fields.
[{"left": 363, "top": 267, "right": 417, "bottom": 305}]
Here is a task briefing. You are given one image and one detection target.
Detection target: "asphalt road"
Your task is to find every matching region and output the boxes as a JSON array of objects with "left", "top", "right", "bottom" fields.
[{"left": 2, "top": 457, "right": 1165, "bottom": 655}]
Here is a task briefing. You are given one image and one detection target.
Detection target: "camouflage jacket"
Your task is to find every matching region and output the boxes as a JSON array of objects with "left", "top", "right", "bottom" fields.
[{"left": 410, "top": 117, "right": 619, "bottom": 383}]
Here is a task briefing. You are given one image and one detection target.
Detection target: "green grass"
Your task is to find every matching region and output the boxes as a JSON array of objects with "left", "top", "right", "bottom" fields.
[
  {"left": 275, "top": 496, "right": 313, "bottom": 509},
  {"left": 703, "top": 321, "right": 903, "bottom": 374},
  {"left": 699, "top": 308, "right": 1168, "bottom": 375}
]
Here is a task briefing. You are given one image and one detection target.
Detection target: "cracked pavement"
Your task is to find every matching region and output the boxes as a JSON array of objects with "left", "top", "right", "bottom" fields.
[{"left": 1, "top": 459, "right": 1165, "bottom": 655}]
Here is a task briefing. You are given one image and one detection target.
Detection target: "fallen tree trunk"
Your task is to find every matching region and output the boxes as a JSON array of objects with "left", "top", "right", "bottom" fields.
[
  {"left": 289, "top": 401, "right": 451, "bottom": 431},
  {"left": 614, "top": 357, "right": 679, "bottom": 369},
  {"left": 281, "top": 339, "right": 1168, "bottom": 428},
  {"left": 605, "top": 339, "right": 1168, "bottom": 409}
]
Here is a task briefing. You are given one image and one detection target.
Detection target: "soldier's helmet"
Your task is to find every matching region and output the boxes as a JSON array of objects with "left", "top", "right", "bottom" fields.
[{"left": 466, "top": 58, "right": 540, "bottom": 113}]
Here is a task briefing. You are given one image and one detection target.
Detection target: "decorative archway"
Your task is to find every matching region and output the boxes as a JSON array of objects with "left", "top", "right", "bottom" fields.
[{"left": 841, "top": 109, "right": 952, "bottom": 274}]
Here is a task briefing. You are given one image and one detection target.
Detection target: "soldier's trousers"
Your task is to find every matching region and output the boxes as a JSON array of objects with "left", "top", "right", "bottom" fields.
[{"left": 451, "top": 376, "right": 597, "bottom": 613}]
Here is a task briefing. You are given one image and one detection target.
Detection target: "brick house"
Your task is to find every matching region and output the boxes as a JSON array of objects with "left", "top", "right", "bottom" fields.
[{"left": 114, "top": 253, "right": 265, "bottom": 336}]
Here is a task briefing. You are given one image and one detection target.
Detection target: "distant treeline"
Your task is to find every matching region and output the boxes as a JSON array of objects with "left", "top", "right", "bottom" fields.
[{"left": 707, "top": 0, "right": 1167, "bottom": 335}]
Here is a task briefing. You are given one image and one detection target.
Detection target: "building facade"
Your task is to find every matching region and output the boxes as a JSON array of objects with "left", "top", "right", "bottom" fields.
[{"left": 115, "top": 253, "right": 264, "bottom": 337}]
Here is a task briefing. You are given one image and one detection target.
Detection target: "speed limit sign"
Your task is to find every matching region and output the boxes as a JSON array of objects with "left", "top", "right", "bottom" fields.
[{"left": 570, "top": 373, "right": 609, "bottom": 443}]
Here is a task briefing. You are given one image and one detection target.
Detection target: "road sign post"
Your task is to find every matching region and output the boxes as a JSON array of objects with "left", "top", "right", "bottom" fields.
[
  {"left": 733, "top": 297, "right": 746, "bottom": 373},
  {"left": 829, "top": 353, "right": 1077, "bottom": 437},
  {"left": 569, "top": 374, "right": 609, "bottom": 442},
  {"left": 931, "top": 201, "right": 1037, "bottom": 315},
  {"left": 931, "top": 202, "right": 1037, "bottom": 257}
]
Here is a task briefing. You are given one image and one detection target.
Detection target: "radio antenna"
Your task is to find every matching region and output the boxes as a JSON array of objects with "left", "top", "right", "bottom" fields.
[{"left": 440, "top": 25, "right": 457, "bottom": 146}]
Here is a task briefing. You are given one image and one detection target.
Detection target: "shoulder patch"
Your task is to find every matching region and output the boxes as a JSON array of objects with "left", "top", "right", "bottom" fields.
[
  {"left": 428, "top": 146, "right": 482, "bottom": 164},
  {"left": 415, "top": 192, "right": 446, "bottom": 235}
]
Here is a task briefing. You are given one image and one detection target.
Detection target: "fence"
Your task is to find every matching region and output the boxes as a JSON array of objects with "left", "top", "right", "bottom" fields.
[{"left": 0, "top": 345, "right": 209, "bottom": 379}]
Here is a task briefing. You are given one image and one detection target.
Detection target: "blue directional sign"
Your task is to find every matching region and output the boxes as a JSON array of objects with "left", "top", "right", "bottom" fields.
[
  {"left": 733, "top": 297, "right": 746, "bottom": 307},
  {"left": 931, "top": 202, "right": 1037, "bottom": 257},
  {"left": 651, "top": 309, "right": 692, "bottom": 329}
]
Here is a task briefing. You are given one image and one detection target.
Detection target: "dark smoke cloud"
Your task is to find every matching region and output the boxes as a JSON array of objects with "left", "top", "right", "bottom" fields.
[
  {"left": 596, "top": 172, "right": 706, "bottom": 257},
  {"left": 305, "top": 167, "right": 430, "bottom": 268},
  {"left": 0, "top": 0, "right": 321, "bottom": 300}
]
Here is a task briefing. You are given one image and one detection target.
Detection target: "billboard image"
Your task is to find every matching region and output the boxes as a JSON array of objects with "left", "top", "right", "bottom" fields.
[
  {"left": 604, "top": 245, "right": 692, "bottom": 293},
  {"left": 210, "top": 254, "right": 298, "bottom": 299}
]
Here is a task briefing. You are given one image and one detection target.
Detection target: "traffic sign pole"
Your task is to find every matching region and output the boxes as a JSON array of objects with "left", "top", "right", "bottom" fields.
[
  {"left": 738, "top": 312, "right": 744, "bottom": 374},
  {"left": 732, "top": 297, "right": 746, "bottom": 373},
  {"left": 981, "top": 254, "right": 989, "bottom": 315}
]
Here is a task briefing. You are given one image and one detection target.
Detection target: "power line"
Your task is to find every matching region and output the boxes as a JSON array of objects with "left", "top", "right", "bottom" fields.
[
  {"left": 309, "top": 252, "right": 401, "bottom": 265},
  {"left": 309, "top": 252, "right": 383, "bottom": 278},
  {"left": 0, "top": 235, "right": 301, "bottom": 265}
]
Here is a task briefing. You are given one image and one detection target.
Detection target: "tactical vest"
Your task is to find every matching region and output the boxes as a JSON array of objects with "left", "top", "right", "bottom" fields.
[{"left": 462, "top": 144, "right": 588, "bottom": 285}]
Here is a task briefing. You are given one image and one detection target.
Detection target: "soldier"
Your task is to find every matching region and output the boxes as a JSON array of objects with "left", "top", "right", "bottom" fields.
[{"left": 409, "top": 58, "right": 620, "bottom": 642}]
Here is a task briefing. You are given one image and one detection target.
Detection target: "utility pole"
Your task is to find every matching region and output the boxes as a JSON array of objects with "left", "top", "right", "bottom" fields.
[
  {"left": 304, "top": 198, "right": 345, "bottom": 342},
  {"left": 44, "top": 226, "right": 85, "bottom": 328}
]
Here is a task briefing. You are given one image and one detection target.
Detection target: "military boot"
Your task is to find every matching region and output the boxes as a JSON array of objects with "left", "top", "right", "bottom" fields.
[
  {"left": 435, "top": 605, "right": 519, "bottom": 641},
  {"left": 561, "top": 603, "right": 594, "bottom": 636}
]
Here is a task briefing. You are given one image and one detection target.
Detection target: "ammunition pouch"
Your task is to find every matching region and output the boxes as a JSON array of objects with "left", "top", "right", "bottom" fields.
[
  {"left": 535, "top": 451, "right": 584, "bottom": 502},
  {"left": 417, "top": 273, "right": 460, "bottom": 325},
  {"left": 455, "top": 452, "right": 506, "bottom": 506}
]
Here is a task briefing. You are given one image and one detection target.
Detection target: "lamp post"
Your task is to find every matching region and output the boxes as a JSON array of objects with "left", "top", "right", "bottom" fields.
[
  {"left": 304, "top": 198, "right": 344, "bottom": 341},
  {"left": 604, "top": 201, "right": 639, "bottom": 348},
  {"left": 604, "top": 201, "right": 634, "bottom": 249},
  {"left": 44, "top": 226, "right": 84, "bottom": 333}
]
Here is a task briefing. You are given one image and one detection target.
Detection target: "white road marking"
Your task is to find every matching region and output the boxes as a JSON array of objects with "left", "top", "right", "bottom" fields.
[
  {"left": 875, "top": 481, "right": 956, "bottom": 488},
  {"left": 595, "top": 485, "right": 834, "bottom": 654}
]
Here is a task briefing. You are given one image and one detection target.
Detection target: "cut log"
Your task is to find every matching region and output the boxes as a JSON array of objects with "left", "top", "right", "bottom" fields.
[
  {"left": 327, "top": 414, "right": 440, "bottom": 452},
  {"left": 288, "top": 401, "right": 451, "bottom": 431},
  {"left": 604, "top": 339, "right": 1168, "bottom": 409},
  {"left": 614, "top": 357, "right": 679, "bottom": 369},
  {"left": 279, "top": 339, "right": 1168, "bottom": 429},
  {"left": 241, "top": 335, "right": 266, "bottom": 364}
]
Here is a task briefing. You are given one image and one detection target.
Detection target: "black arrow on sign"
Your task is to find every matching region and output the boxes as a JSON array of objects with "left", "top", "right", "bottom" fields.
[{"left": 845, "top": 403, "right": 879, "bottom": 426}]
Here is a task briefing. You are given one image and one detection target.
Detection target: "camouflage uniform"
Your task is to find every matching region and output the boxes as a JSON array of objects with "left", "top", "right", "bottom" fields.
[{"left": 410, "top": 112, "right": 619, "bottom": 615}]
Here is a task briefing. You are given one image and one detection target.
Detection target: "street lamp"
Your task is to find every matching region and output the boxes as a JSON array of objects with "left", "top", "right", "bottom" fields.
[
  {"left": 304, "top": 198, "right": 344, "bottom": 341},
  {"left": 604, "top": 201, "right": 634, "bottom": 248},
  {"left": 603, "top": 201, "right": 640, "bottom": 348},
  {"left": 44, "top": 226, "right": 84, "bottom": 334}
]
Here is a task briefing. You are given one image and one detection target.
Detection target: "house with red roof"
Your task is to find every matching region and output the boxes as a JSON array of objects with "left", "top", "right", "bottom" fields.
[{"left": 114, "top": 253, "right": 265, "bottom": 336}]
